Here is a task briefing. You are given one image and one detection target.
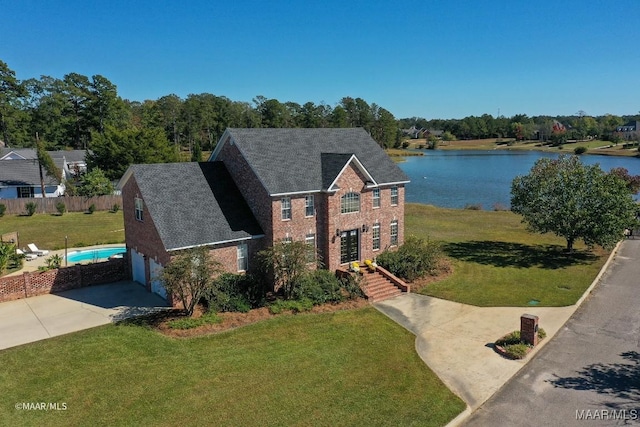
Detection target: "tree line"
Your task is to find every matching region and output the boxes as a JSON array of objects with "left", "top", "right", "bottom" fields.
[
  {"left": 2, "top": 58, "right": 638, "bottom": 181},
  {"left": 399, "top": 111, "right": 639, "bottom": 142},
  {"left": 0, "top": 60, "right": 400, "bottom": 180}
]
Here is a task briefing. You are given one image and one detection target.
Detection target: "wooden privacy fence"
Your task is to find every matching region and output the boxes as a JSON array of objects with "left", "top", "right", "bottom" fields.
[{"left": 0, "top": 195, "right": 122, "bottom": 215}]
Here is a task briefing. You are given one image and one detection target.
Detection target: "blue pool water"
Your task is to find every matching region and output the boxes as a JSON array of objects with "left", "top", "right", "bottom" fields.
[{"left": 66, "top": 246, "right": 126, "bottom": 263}]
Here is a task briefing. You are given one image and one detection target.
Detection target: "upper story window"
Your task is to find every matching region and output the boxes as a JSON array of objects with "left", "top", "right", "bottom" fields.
[
  {"left": 134, "top": 197, "right": 144, "bottom": 221},
  {"left": 341, "top": 192, "right": 360, "bottom": 214},
  {"left": 372, "top": 188, "right": 380, "bottom": 208},
  {"left": 305, "top": 195, "right": 315, "bottom": 217},
  {"left": 390, "top": 220, "right": 398, "bottom": 246},
  {"left": 390, "top": 186, "right": 399, "bottom": 206},
  {"left": 281, "top": 197, "right": 291, "bottom": 220},
  {"left": 237, "top": 243, "right": 248, "bottom": 272}
]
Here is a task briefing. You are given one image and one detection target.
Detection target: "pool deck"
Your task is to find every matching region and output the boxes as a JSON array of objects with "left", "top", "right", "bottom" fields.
[{"left": 7, "top": 244, "right": 126, "bottom": 277}]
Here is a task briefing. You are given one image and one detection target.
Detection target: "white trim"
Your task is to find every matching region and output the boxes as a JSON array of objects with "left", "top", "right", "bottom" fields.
[
  {"left": 270, "top": 181, "right": 409, "bottom": 197},
  {"left": 270, "top": 189, "right": 320, "bottom": 197},
  {"left": 326, "top": 154, "right": 377, "bottom": 192},
  {"left": 167, "top": 234, "right": 264, "bottom": 252}
]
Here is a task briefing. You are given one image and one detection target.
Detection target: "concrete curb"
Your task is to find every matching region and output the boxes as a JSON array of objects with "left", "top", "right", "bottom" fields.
[{"left": 443, "top": 240, "right": 623, "bottom": 427}]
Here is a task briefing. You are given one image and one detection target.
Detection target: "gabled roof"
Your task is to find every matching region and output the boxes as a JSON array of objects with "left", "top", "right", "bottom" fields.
[
  {"left": 0, "top": 148, "right": 37, "bottom": 160},
  {"left": 119, "top": 162, "right": 264, "bottom": 251},
  {"left": 0, "top": 159, "right": 60, "bottom": 187},
  {"left": 321, "top": 153, "right": 376, "bottom": 191},
  {"left": 210, "top": 128, "right": 409, "bottom": 195}
]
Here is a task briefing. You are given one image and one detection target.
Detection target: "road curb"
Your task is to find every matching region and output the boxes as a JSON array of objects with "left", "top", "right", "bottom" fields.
[{"left": 443, "top": 240, "right": 623, "bottom": 427}]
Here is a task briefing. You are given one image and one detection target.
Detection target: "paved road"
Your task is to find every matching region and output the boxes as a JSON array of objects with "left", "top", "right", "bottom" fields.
[{"left": 464, "top": 239, "right": 640, "bottom": 426}]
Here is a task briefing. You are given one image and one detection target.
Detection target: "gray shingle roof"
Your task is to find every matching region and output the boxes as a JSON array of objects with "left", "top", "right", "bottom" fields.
[
  {"left": 0, "top": 159, "right": 60, "bottom": 186},
  {"left": 129, "top": 162, "right": 263, "bottom": 251},
  {"left": 220, "top": 128, "right": 409, "bottom": 195}
]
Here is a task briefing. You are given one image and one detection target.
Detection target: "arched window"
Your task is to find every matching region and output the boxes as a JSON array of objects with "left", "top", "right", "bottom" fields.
[{"left": 341, "top": 192, "right": 360, "bottom": 214}]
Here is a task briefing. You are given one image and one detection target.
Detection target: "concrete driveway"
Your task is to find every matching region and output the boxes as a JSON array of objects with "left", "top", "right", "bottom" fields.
[
  {"left": 0, "top": 281, "right": 169, "bottom": 351},
  {"left": 374, "top": 239, "right": 622, "bottom": 423},
  {"left": 462, "top": 239, "right": 640, "bottom": 426}
]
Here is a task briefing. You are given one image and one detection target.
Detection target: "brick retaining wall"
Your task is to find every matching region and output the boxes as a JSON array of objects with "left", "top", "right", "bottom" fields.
[{"left": 0, "top": 258, "right": 129, "bottom": 303}]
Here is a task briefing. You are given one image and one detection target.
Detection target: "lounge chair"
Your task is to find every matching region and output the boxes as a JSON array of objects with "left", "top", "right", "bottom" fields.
[
  {"left": 17, "top": 248, "right": 38, "bottom": 261},
  {"left": 27, "top": 243, "right": 49, "bottom": 256}
]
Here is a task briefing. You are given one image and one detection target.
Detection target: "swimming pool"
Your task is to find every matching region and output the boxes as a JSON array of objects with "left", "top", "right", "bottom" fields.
[{"left": 66, "top": 246, "right": 126, "bottom": 263}]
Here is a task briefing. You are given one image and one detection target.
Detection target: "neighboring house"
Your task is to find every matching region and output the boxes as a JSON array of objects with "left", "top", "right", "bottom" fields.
[
  {"left": 0, "top": 148, "right": 87, "bottom": 198},
  {"left": 614, "top": 121, "right": 640, "bottom": 141},
  {"left": 0, "top": 159, "right": 64, "bottom": 198},
  {"left": 118, "top": 128, "right": 410, "bottom": 300}
]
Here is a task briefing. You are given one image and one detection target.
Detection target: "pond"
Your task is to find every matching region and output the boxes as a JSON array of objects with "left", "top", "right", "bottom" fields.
[{"left": 398, "top": 150, "right": 640, "bottom": 209}]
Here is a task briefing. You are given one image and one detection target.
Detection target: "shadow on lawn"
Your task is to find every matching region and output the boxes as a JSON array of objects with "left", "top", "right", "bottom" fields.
[{"left": 442, "top": 241, "right": 598, "bottom": 269}]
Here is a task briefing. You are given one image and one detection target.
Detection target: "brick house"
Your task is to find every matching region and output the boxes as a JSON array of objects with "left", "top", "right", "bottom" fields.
[{"left": 118, "top": 128, "right": 409, "bottom": 300}]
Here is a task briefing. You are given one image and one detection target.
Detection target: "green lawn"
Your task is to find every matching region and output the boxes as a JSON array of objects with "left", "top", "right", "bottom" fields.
[
  {"left": 0, "top": 307, "right": 465, "bottom": 427},
  {"left": 0, "top": 211, "right": 124, "bottom": 250},
  {"left": 405, "top": 204, "right": 609, "bottom": 306}
]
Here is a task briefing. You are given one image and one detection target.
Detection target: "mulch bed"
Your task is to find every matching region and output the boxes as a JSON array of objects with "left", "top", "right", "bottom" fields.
[{"left": 123, "top": 298, "right": 370, "bottom": 338}]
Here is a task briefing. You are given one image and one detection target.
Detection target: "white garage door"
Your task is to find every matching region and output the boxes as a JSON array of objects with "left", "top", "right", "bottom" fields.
[
  {"left": 149, "top": 258, "right": 167, "bottom": 300},
  {"left": 131, "top": 249, "right": 146, "bottom": 285}
]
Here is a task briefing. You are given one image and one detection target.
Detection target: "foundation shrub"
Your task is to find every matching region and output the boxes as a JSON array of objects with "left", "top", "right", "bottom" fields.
[{"left": 377, "top": 236, "right": 442, "bottom": 282}]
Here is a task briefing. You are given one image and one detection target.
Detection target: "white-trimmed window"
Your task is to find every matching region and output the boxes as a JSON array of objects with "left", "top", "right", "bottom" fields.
[
  {"left": 134, "top": 197, "right": 144, "bottom": 221},
  {"left": 340, "top": 192, "right": 360, "bottom": 214},
  {"left": 390, "top": 186, "right": 399, "bottom": 206},
  {"left": 305, "top": 195, "right": 315, "bottom": 217},
  {"left": 281, "top": 197, "right": 291, "bottom": 220},
  {"left": 390, "top": 220, "right": 398, "bottom": 246},
  {"left": 237, "top": 243, "right": 248, "bottom": 272},
  {"left": 372, "top": 223, "right": 380, "bottom": 250},
  {"left": 372, "top": 188, "right": 380, "bottom": 208},
  {"left": 305, "top": 233, "right": 316, "bottom": 262},
  {"left": 282, "top": 236, "right": 293, "bottom": 244},
  {"left": 18, "top": 187, "right": 34, "bottom": 198}
]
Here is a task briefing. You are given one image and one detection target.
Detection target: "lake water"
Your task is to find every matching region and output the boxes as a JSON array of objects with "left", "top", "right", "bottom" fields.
[{"left": 398, "top": 150, "right": 640, "bottom": 209}]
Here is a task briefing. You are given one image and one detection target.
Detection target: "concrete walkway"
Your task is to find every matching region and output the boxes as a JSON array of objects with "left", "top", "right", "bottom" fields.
[
  {"left": 374, "top": 240, "right": 621, "bottom": 423},
  {"left": 0, "top": 281, "right": 169, "bottom": 351}
]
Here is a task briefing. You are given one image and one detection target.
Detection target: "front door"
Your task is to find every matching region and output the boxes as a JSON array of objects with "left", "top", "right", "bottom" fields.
[{"left": 340, "top": 229, "right": 359, "bottom": 264}]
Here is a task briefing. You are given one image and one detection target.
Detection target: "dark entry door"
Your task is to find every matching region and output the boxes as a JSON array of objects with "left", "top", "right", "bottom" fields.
[{"left": 340, "top": 229, "right": 359, "bottom": 264}]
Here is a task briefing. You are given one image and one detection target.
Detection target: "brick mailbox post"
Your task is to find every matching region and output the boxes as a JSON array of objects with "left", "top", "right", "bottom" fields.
[{"left": 520, "top": 314, "right": 539, "bottom": 346}]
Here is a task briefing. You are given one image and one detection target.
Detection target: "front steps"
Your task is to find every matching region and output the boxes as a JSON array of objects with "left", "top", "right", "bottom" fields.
[{"left": 361, "top": 268, "right": 406, "bottom": 302}]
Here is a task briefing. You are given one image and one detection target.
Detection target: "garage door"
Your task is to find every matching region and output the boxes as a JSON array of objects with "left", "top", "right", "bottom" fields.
[
  {"left": 131, "top": 249, "right": 146, "bottom": 285},
  {"left": 149, "top": 258, "right": 167, "bottom": 300}
]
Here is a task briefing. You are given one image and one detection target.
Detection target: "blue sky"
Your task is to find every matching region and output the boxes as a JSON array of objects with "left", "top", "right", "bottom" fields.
[{"left": 3, "top": 0, "right": 639, "bottom": 119}]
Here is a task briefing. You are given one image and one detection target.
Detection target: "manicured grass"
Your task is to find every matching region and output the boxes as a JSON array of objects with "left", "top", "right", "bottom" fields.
[
  {"left": 0, "top": 211, "right": 124, "bottom": 250},
  {"left": 405, "top": 204, "right": 610, "bottom": 306},
  {"left": 0, "top": 307, "right": 465, "bottom": 426}
]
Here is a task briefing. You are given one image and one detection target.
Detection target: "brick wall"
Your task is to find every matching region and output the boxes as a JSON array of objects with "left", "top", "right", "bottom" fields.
[
  {"left": 216, "top": 138, "right": 274, "bottom": 242},
  {"left": 122, "top": 177, "right": 170, "bottom": 266},
  {"left": 0, "top": 258, "right": 128, "bottom": 303}
]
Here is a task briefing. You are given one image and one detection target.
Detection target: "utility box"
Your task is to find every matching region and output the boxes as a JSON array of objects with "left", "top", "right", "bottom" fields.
[{"left": 520, "top": 314, "right": 539, "bottom": 346}]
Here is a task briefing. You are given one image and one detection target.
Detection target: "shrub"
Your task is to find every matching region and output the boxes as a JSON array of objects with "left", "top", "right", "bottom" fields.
[
  {"left": 56, "top": 202, "right": 66, "bottom": 215},
  {"left": 111, "top": 203, "right": 120, "bottom": 213},
  {"left": 574, "top": 146, "right": 587, "bottom": 155},
  {"left": 376, "top": 236, "right": 442, "bottom": 282},
  {"left": 401, "top": 141, "right": 410, "bottom": 149},
  {"left": 0, "top": 204, "right": 5, "bottom": 217},
  {"left": 338, "top": 274, "right": 365, "bottom": 299},
  {"left": 495, "top": 329, "right": 547, "bottom": 359},
  {"left": 206, "top": 273, "right": 266, "bottom": 313},
  {"left": 167, "top": 311, "right": 221, "bottom": 329},
  {"left": 268, "top": 298, "right": 314, "bottom": 314},
  {"left": 87, "top": 203, "right": 96, "bottom": 214},
  {"left": 25, "top": 202, "right": 37, "bottom": 216},
  {"left": 464, "top": 203, "right": 482, "bottom": 210},
  {"left": 493, "top": 203, "right": 508, "bottom": 211},
  {"left": 294, "top": 270, "right": 344, "bottom": 304}
]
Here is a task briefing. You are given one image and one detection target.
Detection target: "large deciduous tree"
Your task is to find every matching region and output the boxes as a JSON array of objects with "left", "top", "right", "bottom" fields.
[{"left": 511, "top": 155, "right": 638, "bottom": 251}]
